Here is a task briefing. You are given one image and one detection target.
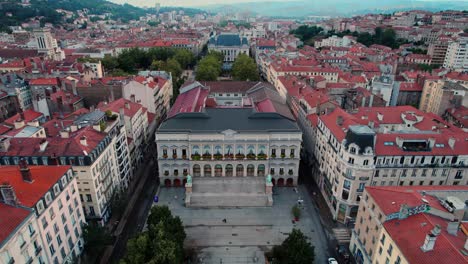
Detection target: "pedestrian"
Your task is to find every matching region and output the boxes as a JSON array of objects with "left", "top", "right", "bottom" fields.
[{"left": 222, "top": 218, "right": 227, "bottom": 223}]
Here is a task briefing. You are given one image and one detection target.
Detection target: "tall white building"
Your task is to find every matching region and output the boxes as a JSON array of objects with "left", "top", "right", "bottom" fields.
[
  {"left": 443, "top": 33, "right": 468, "bottom": 71},
  {"left": 33, "top": 28, "right": 64, "bottom": 61}
]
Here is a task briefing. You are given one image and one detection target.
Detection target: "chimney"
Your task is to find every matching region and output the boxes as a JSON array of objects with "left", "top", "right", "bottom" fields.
[
  {"left": 0, "top": 183, "right": 17, "bottom": 206},
  {"left": 448, "top": 137, "right": 456, "bottom": 149},
  {"left": 14, "top": 119, "right": 25, "bottom": 129},
  {"left": 428, "top": 138, "right": 435, "bottom": 148},
  {"left": 19, "top": 158, "right": 33, "bottom": 182},
  {"left": 421, "top": 224, "right": 441, "bottom": 252},
  {"left": 0, "top": 137, "right": 11, "bottom": 152},
  {"left": 60, "top": 130, "right": 70, "bottom": 138},
  {"left": 447, "top": 220, "right": 459, "bottom": 236},
  {"left": 39, "top": 139, "right": 48, "bottom": 152},
  {"left": 80, "top": 136, "right": 87, "bottom": 146},
  {"left": 377, "top": 112, "right": 383, "bottom": 122},
  {"left": 125, "top": 102, "right": 130, "bottom": 109},
  {"left": 70, "top": 125, "right": 78, "bottom": 132}
]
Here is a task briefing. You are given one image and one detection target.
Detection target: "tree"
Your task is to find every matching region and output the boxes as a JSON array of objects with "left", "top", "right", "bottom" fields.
[
  {"left": 82, "top": 224, "right": 113, "bottom": 259},
  {"left": 174, "top": 49, "right": 195, "bottom": 69},
  {"left": 272, "top": 229, "right": 315, "bottom": 264},
  {"left": 121, "top": 206, "right": 186, "bottom": 264},
  {"left": 231, "top": 54, "right": 259, "bottom": 81},
  {"left": 195, "top": 53, "right": 222, "bottom": 81}
]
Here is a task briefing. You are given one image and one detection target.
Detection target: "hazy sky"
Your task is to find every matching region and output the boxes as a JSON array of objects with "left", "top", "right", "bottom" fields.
[
  {"left": 109, "top": 0, "right": 463, "bottom": 8},
  {"left": 110, "top": 0, "right": 287, "bottom": 7}
]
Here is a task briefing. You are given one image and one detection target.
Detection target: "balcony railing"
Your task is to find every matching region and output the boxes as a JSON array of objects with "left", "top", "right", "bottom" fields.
[
  {"left": 235, "top": 154, "right": 245, "bottom": 160},
  {"left": 35, "top": 246, "right": 42, "bottom": 256},
  {"left": 191, "top": 154, "right": 201, "bottom": 160}
]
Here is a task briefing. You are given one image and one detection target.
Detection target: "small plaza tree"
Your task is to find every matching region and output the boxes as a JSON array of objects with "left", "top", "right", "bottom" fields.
[
  {"left": 271, "top": 228, "right": 315, "bottom": 264},
  {"left": 121, "top": 205, "right": 186, "bottom": 264}
]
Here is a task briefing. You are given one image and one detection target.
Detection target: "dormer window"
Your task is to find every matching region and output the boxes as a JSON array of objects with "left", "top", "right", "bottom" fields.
[
  {"left": 45, "top": 192, "right": 52, "bottom": 205},
  {"left": 53, "top": 184, "right": 60, "bottom": 195},
  {"left": 384, "top": 142, "right": 394, "bottom": 146}
]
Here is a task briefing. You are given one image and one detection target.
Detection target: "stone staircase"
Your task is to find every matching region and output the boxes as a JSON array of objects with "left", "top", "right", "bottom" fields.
[{"left": 187, "top": 177, "right": 273, "bottom": 207}]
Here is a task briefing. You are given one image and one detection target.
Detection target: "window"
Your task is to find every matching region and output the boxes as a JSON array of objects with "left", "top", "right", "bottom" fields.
[
  {"left": 363, "top": 160, "right": 369, "bottom": 166},
  {"left": 379, "top": 246, "right": 383, "bottom": 255},
  {"left": 46, "top": 232, "right": 52, "bottom": 243},
  {"left": 60, "top": 247, "right": 66, "bottom": 258},
  {"left": 62, "top": 214, "right": 67, "bottom": 224},
  {"left": 455, "top": 170, "right": 463, "bottom": 179},
  {"left": 395, "top": 256, "right": 401, "bottom": 264},
  {"left": 18, "top": 234, "right": 25, "bottom": 248},
  {"left": 86, "top": 194, "right": 92, "bottom": 202},
  {"left": 42, "top": 217, "right": 48, "bottom": 229},
  {"left": 387, "top": 244, "right": 393, "bottom": 256},
  {"left": 49, "top": 244, "right": 56, "bottom": 255},
  {"left": 58, "top": 199, "right": 63, "bottom": 210},
  {"left": 64, "top": 224, "right": 70, "bottom": 235},
  {"left": 54, "top": 223, "right": 59, "bottom": 234},
  {"left": 380, "top": 234, "right": 386, "bottom": 244},
  {"left": 357, "top": 183, "right": 365, "bottom": 192},
  {"left": 375, "top": 170, "right": 380, "bottom": 177},
  {"left": 348, "top": 157, "right": 355, "bottom": 164},
  {"left": 343, "top": 180, "right": 351, "bottom": 190},
  {"left": 57, "top": 235, "right": 62, "bottom": 245},
  {"left": 49, "top": 208, "right": 55, "bottom": 220}
]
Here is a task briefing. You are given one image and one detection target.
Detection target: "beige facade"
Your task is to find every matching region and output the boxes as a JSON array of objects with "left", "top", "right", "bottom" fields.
[
  {"left": 419, "top": 79, "right": 467, "bottom": 116},
  {"left": 313, "top": 107, "right": 468, "bottom": 224}
]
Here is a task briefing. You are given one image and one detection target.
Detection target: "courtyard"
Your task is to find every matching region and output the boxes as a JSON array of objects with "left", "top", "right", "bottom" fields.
[{"left": 155, "top": 185, "right": 332, "bottom": 264}]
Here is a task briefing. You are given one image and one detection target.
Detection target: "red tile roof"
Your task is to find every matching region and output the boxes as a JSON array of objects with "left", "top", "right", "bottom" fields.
[
  {"left": 29, "top": 78, "right": 58, "bottom": 86},
  {"left": 0, "top": 165, "right": 70, "bottom": 208},
  {"left": 367, "top": 186, "right": 468, "bottom": 264},
  {"left": 0, "top": 203, "right": 31, "bottom": 245},
  {"left": 4, "top": 110, "right": 43, "bottom": 126},
  {"left": 1, "top": 126, "right": 107, "bottom": 156},
  {"left": 99, "top": 98, "right": 143, "bottom": 118}
]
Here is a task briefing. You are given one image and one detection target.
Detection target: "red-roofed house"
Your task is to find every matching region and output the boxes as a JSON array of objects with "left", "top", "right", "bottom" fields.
[
  {"left": 350, "top": 186, "right": 468, "bottom": 264},
  {"left": 0, "top": 165, "right": 85, "bottom": 263}
]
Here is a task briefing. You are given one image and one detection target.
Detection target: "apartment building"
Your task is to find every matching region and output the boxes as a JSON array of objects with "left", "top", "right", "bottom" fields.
[
  {"left": 314, "top": 35, "right": 355, "bottom": 49},
  {"left": 0, "top": 165, "right": 85, "bottom": 264},
  {"left": 419, "top": 79, "right": 467, "bottom": 116},
  {"left": 0, "top": 125, "right": 122, "bottom": 226},
  {"left": 122, "top": 74, "right": 173, "bottom": 122},
  {"left": 313, "top": 106, "right": 467, "bottom": 224},
  {"left": 350, "top": 185, "right": 468, "bottom": 264},
  {"left": 443, "top": 33, "right": 468, "bottom": 71},
  {"left": 100, "top": 98, "right": 148, "bottom": 169}
]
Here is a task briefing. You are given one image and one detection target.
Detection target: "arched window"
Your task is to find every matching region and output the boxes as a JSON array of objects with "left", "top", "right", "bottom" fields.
[
  {"left": 215, "top": 164, "right": 222, "bottom": 177},
  {"left": 203, "top": 145, "right": 211, "bottom": 155},
  {"left": 247, "top": 145, "right": 255, "bottom": 154},
  {"left": 258, "top": 164, "right": 265, "bottom": 176},
  {"left": 236, "top": 145, "right": 244, "bottom": 154},
  {"left": 225, "top": 145, "right": 233, "bottom": 155},
  {"left": 193, "top": 164, "right": 201, "bottom": 177},
  {"left": 214, "top": 145, "right": 222, "bottom": 154},
  {"left": 258, "top": 145, "right": 266, "bottom": 154},
  {"left": 236, "top": 164, "right": 244, "bottom": 177},
  {"left": 204, "top": 165, "right": 211, "bottom": 177},
  {"left": 226, "top": 164, "right": 233, "bottom": 176},
  {"left": 192, "top": 145, "right": 200, "bottom": 155},
  {"left": 247, "top": 164, "right": 255, "bottom": 176}
]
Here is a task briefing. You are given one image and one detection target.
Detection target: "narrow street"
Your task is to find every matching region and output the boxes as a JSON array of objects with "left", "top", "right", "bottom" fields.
[{"left": 103, "top": 154, "right": 159, "bottom": 264}]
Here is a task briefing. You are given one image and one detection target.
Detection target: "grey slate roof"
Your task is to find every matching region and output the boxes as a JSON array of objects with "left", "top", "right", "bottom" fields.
[
  {"left": 210, "top": 34, "right": 248, "bottom": 47},
  {"left": 158, "top": 108, "right": 300, "bottom": 133}
]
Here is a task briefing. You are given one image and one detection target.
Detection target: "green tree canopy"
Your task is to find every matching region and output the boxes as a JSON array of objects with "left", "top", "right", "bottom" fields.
[
  {"left": 231, "top": 54, "right": 260, "bottom": 81},
  {"left": 174, "top": 49, "right": 195, "bottom": 69},
  {"left": 195, "top": 52, "right": 223, "bottom": 81},
  {"left": 272, "top": 229, "right": 315, "bottom": 264},
  {"left": 83, "top": 224, "right": 113, "bottom": 259},
  {"left": 121, "top": 206, "right": 186, "bottom": 264}
]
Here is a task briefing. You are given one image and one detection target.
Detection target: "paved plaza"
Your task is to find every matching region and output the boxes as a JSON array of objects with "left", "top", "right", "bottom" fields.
[{"left": 156, "top": 185, "right": 331, "bottom": 264}]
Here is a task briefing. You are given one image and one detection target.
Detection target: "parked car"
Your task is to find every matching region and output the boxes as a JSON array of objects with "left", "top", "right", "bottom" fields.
[
  {"left": 328, "top": 257, "right": 339, "bottom": 264},
  {"left": 337, "top": 244, "right": 350, "bottom": 259}
]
